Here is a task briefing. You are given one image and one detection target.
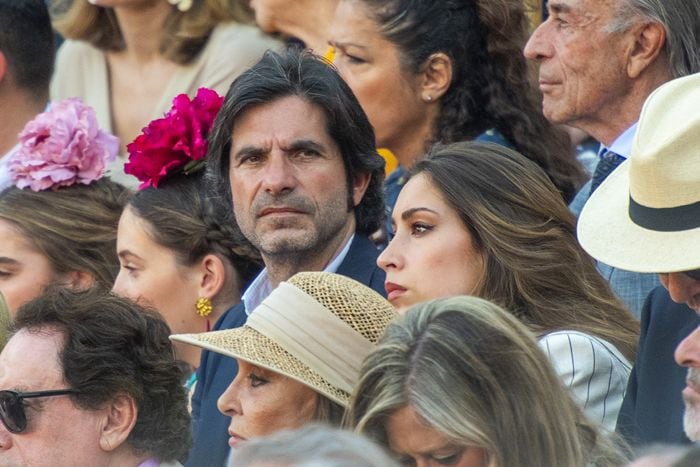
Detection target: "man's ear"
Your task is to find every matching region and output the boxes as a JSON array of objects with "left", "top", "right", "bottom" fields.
[
  {"left": 419, "top": 52, "right": 453, "bottom": 103},
  {"left": 98, "top": 394, "right": 138, "bottom": 452},
  {"left": 627, "top": 21, "right": 666, "bottom": 79},
  {"left": 351, "top": 171, "right": 372, "bottom": 207}
]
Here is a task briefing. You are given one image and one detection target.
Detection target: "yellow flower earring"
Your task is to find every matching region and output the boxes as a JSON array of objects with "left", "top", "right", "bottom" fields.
[{"left": 195, "top": 297, "right": 213, "bottom": 317}]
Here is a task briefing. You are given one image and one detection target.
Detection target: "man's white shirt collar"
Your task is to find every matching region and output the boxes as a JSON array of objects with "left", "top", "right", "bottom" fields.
[
  {"left": 598, "top": 122, "right": 638, "bottom": 160},
  {"left": 241, "top": 234, "right": 355, "bottom": 315}
]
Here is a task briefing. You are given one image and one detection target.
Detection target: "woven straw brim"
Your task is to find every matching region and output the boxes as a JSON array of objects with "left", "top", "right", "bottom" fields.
[
  {"left": 578, "top": 160, "right": 700, "bottom": 273},
  {"left": 172, "top": 326, "right": 352, "bottom": 406}
]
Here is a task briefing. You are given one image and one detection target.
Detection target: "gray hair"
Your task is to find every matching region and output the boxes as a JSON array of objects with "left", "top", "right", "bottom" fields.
[
  {"left": 606, "top": 0, "right": 700, "bottom": 78},
  {"left": 230, "top": 424, "right": 399, "bottom": 467}
]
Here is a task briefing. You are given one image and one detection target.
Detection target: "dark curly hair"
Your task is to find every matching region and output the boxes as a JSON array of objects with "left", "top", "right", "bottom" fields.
[
  {"left": 356, "top": 0, "right": 585, "bottom": 202},
  {"left": 207, "top": 48, "right": 385, "bottom": 235},
  {"left": 11, "top": 286, "right": 191, "bottom": 462},
  {"left": 127, "top": 170, "right": 262, "bottom": 292}
]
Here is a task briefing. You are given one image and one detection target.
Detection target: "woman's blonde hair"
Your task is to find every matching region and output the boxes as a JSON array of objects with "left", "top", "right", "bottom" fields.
[
  {"left": 347, "top": 296, "right": 629, "bottom": 467},
  {"left": 412, "top": 141, "right": 639, "bottom": 361},
  {"left": 51, "top": 0, "right": 253, "bottom": 64},
  {"left": 0, "top": 179, "right": 128, "bottom": 289}
]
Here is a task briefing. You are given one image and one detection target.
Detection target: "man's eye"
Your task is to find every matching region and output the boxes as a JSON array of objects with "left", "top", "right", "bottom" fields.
[
  {"left": 241, "top": 155, "right": 262, "bottom": 164},
  {"left": 295, "top": 149, "right": 320, "bottom": 158}
]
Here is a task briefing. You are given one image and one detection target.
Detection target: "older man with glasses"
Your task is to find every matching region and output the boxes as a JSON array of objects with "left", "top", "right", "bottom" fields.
[
  {"left": 578, "top": 72, "right": 700, "bottom": 447},
  {"left": 0, "top": 287, "right": 190, "bottom": 466}
]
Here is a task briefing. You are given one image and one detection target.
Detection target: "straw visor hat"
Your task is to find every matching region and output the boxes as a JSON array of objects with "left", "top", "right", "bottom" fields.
[
  {"left": 578, "top": 73, "right": 700, "bottom": 273},
  {"left": 171, "top": 272, "right": 398, "bottom": 406}
]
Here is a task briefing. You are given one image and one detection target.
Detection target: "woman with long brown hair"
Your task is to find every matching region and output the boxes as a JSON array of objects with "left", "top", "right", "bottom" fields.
[{"left": 378, "top": 141, "right": 639, "bottom": 429}]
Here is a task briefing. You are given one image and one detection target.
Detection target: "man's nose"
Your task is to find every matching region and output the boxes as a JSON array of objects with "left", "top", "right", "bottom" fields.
[{"left": 260, "top": 154, "right": 297, "bottom": 195}]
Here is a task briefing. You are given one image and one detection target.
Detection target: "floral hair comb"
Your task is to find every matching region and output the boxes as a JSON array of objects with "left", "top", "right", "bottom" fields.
[
  {"left": 125, "top": 87, "right": 224, "bottom": 189},
  {"left": 9, "top": 98, "right": 118, "bottom": 192}
]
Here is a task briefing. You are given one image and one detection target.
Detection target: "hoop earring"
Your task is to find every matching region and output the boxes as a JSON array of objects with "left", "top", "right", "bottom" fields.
[{"left": 195, "top": 297, "right": 213, "bottom": 317}]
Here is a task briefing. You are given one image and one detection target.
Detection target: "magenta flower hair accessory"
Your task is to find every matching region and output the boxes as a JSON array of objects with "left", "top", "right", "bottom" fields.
[
  {"left": 125, "top": 87, "right": 224, "bottom": 189},
  {"left": 9, "top": 98, "right": 118, "bottom": 192}
]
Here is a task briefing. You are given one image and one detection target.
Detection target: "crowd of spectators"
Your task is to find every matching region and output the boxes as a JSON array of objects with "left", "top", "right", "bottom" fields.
[{"left": 0, "top": 0, "right": 699, "bottom": 466}]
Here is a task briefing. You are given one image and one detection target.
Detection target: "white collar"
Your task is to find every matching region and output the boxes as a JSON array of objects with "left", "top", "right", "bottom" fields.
[
  {"left": 241, "top": 234, "right": 356, "bottom": 315},
  {"left": 598, "top": 122, "right": 638, "bottom": 159}
]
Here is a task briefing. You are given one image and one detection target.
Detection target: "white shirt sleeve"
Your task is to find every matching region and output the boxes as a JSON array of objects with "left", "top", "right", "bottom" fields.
[{"left": 539, "top": 330, "right": 632, "bottom": 431}]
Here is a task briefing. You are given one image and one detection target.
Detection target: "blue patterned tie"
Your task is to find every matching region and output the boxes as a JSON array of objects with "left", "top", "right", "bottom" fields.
[{"left": 590, "top": 150, "right": 626, "bottom": 195}]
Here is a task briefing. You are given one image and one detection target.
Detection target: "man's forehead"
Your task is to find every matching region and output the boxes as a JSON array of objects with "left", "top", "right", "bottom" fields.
[
  {"left": 548, "top": 0, "right": 617, "bottom": 14},
  {"left": 0, "top": 328, "right": 64, "bottom": 388},
  {"left": 230, "top": 96, "right": 335, "bottom": 151}
]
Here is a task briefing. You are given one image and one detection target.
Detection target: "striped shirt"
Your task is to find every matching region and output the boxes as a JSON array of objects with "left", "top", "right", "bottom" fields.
[{"left": 539, "top": 330, "right": 632, "bottom": 431}]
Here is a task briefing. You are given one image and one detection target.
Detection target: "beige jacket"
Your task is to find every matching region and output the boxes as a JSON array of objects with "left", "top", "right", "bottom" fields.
[{"left": 51, "top": 23, "right": 280, "bottom": 187}]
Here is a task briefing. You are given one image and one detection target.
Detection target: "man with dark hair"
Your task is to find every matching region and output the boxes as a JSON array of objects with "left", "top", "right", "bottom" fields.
[
  {"left": 0, "top": 287, "right": 191, "bottom": 466},
  {"left": 187, "top": 48, "right": 386, "bottom": 465},
  {"left": 0, "top": 0, "right": 54, "bottom": 190}
]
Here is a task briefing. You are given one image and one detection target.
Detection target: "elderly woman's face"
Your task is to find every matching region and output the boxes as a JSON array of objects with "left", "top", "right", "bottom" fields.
[
  {"left": 386, "top": 405, "right": 489, "bottom": 467},
  {"left": 0, "top": 219, "right": 62, "bottom": 316},
  {"left": 217, "top": 359, "right": 318, "bottom": 448},
  {"left": 377, "top": 174, "right": 485, "bottom": 314},
  {"left": 330, "top": 0, "right": 431, "bottom": 160}
]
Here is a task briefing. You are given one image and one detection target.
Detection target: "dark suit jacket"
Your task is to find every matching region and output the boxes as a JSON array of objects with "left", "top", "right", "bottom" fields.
[
  {"left": 185, "top": 234, "right": 385, "bottom": 466},
  {"left": 616, "top": 286, "right": 700, "bottom": 446}
]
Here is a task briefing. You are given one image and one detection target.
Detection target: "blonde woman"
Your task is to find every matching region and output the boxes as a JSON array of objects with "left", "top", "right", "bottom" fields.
[
  {"left": 50, "top": 0, "right": 279, "bottom": 185},
  {"left": 348, "top": 296, "right": 630, "bottom": 467}
]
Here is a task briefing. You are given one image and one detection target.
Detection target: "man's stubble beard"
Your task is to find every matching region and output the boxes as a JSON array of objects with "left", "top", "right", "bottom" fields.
[
  {"left": 241, "top": 197, "right": 352, "bottom": 267},
  {"left": 684, "top": 368, "right": 700, "bottom": 441}
]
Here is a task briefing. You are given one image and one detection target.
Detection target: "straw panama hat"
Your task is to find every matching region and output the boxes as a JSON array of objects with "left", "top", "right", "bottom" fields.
[
  {"left": 171, "top": 272, "right": 398, "bottom": 406},
  {"left": 577, "top": 72, "right": 700, "bottom": 273}
]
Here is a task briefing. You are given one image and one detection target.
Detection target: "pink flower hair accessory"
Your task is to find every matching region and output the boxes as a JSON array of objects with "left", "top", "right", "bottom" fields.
[
  {"left": 125, "top": 87, "right": 224, "bottom": 190},
  {"left": 9, "top": 98, "right": 118, "bottom": 192}
]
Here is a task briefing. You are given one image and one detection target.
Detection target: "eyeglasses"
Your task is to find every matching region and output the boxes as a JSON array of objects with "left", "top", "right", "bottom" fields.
[{"left": 0, "top": 389, "right": 78, "bottom": 434}]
